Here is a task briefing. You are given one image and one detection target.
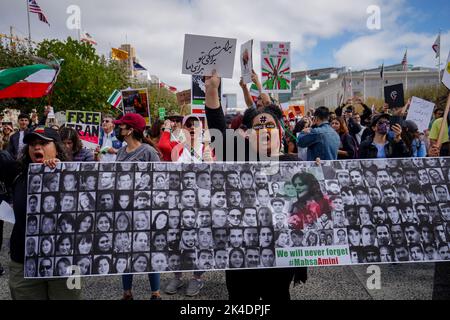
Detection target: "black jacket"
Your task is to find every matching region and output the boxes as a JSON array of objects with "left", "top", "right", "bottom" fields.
[
  {"left": 0, "top": 151, "right": 28, "bottom": 263},
  {"left": 205, "top": 105, "right": 307, "bottom": 300},
  {"left": 359, "top": 135, "right": 409, "bottom": 159}
]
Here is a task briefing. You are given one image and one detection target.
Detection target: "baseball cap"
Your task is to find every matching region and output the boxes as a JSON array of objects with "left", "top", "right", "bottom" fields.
[
  {"left": 404, "top": 120, "right": 419, "bottom": 133},
  {"left": 370, "top": 113, "right": 391, "bottom": 127},
  {"left": 113, "top": 113, "right": 146, "bottom": 133},
  {"left": 24, "top": 126, "right": 61, "bottom": 144}
]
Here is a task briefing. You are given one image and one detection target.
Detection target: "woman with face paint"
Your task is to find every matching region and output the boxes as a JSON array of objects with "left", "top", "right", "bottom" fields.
[{"left": 204, "top": 70, "right": 307, "bottom": 300}]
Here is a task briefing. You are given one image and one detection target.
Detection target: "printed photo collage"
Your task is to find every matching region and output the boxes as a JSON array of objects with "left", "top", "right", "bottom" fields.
[{"left": 23, "top": 159, "right": 450, "bottom": 278}]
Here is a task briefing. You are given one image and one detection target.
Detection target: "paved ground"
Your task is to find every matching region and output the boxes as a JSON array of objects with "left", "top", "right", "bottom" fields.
[{"left": 0, "top": 222, "right": 436, "bottom": 300}]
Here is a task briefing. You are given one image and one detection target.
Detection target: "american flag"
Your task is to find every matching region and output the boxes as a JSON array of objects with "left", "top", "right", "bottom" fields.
[
  {"left": 28, "top": 0, "right": 50, "bottom": 26},
  {"left": 401, "top": 50, "right": 408, "bottom": 71}
]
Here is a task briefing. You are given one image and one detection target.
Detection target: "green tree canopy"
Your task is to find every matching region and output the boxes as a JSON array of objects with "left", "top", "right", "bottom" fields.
[{"left": 0, "top": 37, "right": 128, "bottom": 115}]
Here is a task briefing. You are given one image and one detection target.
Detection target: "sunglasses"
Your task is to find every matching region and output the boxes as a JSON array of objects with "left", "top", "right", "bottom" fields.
[{"left": 102, "top": 119, "right": 112, "bottom": 123}]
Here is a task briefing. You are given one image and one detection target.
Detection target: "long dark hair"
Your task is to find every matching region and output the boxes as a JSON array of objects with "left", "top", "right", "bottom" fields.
[
  {"left": 59, "top": 127, "right": 83, "bottom": 156},
  {"left": 292, "top": 172, "right": 323, "bottom": 202}
]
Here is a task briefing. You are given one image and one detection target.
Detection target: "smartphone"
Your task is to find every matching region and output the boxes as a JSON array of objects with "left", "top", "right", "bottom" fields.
[{"left": 390, "top": 116, "right": 403, "bottom": 127}]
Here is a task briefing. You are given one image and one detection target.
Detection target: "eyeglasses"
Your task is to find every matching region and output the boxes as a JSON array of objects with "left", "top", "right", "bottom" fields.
[
  {"left": 377, "top": 121, "right": 390, "bottom": 126},
  {"left": 102, "top": 120, "right": 112, "bottom": 123}
]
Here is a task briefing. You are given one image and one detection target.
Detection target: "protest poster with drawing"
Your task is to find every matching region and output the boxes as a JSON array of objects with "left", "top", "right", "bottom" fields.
[
  {"left": 260, "top": 41, "right": 291, "bottom": 93},
  {"left": 24, "top": 158, "right": 450, "bottom": 279},
  {"left": 121, "top": 88, "right": 151, "bottom": 126},
  {"left": 182, "top": 34, "right": 237, "bottom": 79},
  {"left": 406, "top": 97, "right": 435, "bottom": 132},
  {"left": 240, "top": 40, "right": 253, "bottom": 84},
  {"left": 65, "top": 110, "right": 101, "bottom": 150}
]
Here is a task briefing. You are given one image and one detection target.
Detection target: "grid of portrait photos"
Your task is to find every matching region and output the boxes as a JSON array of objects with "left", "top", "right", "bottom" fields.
[{"left": 24, "top": 158, "right": 450, "bottom": 278}]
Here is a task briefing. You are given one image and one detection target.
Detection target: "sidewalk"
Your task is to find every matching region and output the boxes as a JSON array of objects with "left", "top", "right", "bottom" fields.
[{"left": 0, "top": 223, "right": 434, "bottom": 300}]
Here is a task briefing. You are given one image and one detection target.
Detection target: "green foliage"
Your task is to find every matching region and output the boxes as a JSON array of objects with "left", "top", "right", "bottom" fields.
[
  {"left": 406, "top": 84, "right": 449, "bottom": 109},
  {"left": 0, "top": 37, "right": 128, "bottom": 115}
]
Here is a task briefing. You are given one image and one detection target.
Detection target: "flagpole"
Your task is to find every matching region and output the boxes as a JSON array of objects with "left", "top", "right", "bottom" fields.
[
  {"left": 26, "top": 0, "right": 32, "bottom": 49},
  {"left": 438, "top": 30, "right": 441, "bottom": 90},
  {"left": 381, "top": 61, "right": 385, "bottom": 101},
  {"left": 405, "top": 48, "right": 408, "bottom": 92},
  {"left": 363, "top": 71, "right": 366, "bottom": 102}
]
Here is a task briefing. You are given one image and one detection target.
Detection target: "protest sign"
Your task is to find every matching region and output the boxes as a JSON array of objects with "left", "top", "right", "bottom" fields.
[
  {"left": 261, "top": 42, "right": 291, "bottom": 93},
  {"left": 65, "top": 110, "right": 101, "bottom": 150},
  {"left": 182, "top": 34, "right": 237, "bottom": 79},
  {"left": 0, "top": 201, "right": 15, "bottom": 224},
  {"left": 176, "top": 90, "right": 191, "bottom": 106},
  {"left": 384, "top": 83, "right": 405, "bottom": 109},
  {"left": 121, "top": 88, "right": 151, "bottom": 126},
  {"left": 191, "top": 75, "right": 222, "bottom": 116},
  {"left": 158, "top": 108, "right": 166, "bottom": 121},
  {"left": 240, "top": 40, "right": 253, "bottom": 84},
  {"left": 24, "top": 158, "right": 450, "bottom": 278},
  {"left": 406, "top": 97, "right": 435, "bottom": 132}
]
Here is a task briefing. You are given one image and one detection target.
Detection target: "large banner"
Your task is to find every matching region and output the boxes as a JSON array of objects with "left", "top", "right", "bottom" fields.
[
  {"left": 121, "top": 88, "right": 151, "bottom": 126},
  {"left": 65, "top": 111, "right": 101, "bottom": 150},
  {"left": 24, "top": 158, "right": 450, "bottom": 278}
]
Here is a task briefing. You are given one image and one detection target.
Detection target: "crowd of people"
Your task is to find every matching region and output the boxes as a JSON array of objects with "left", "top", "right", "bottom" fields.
[{"left": 0, "top": 69, "right": 449, "bottom": 300}]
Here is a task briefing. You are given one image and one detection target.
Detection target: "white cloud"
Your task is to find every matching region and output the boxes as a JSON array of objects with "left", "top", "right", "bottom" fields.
[
  {"left": 334, "top": 30, "right": 450, "bottom": 70},
  {"left": 1, "top": 0, "right": 445, "bottom": 108}
]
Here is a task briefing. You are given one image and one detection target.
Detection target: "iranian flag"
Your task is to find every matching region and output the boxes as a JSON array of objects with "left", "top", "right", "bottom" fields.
[
  {"left": 250, "top": 83, "right": 259, "bottom": 102},
  {"left": 0, "top": 64, "right": 59, "bottom": 99},
  {"left": 107, "top": 89, "right": 123, "bottom": 109}
]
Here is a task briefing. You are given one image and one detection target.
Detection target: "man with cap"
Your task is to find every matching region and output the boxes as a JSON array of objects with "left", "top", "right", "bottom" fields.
[
  {"left": 113, "top": 113, "right": 159, "bottom": 162},
  {"left": 359, "top": 113, "right": 409, "bottom": 159}
]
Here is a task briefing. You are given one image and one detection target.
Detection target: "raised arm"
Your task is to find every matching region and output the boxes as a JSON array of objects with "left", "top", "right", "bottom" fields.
[
  {"left": 252, "top": 70, "right": 270, "bottom": 107},
  {"left": 240, "top": 78, "right": 254, "bottom": 108}
]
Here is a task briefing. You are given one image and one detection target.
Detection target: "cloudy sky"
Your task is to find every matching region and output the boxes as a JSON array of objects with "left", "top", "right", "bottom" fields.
[{"left": 1, "top": 0, "right": 449, "bottom": 106}]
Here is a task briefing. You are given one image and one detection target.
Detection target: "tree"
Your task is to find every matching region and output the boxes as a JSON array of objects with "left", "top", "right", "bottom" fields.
[
  {"left": 0, "top": 37, "right": 128, "bottom": 115},
  {"left": 406, "top": 84, "right": 449, "bottom": 109},
  {"left": 36, "top": 38, "right": 128, "bottom": 114}
]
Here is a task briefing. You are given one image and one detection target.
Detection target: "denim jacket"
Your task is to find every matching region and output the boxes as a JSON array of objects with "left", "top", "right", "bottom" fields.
[{"left": 297, "top": 122, "right": 340, "bottom": 161}]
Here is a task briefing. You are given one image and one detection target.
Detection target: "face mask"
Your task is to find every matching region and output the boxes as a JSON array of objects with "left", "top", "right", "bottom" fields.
[
  {"left": 115, "top": 126, "right": 126, "bottom": 142},
  {"left": 377, "top": 123, "right": 389, "bottom": 135}
]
